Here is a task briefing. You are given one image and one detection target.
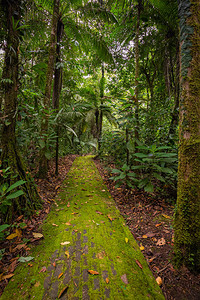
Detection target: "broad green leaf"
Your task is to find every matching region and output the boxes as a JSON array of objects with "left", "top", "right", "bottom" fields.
[
  {"left": 153, "top": 173, "right": 165, "bottom": 182},
  {"left": 111, "top": 169, "right": 121, "bottom": 174},
  {"left": 6, "top": 190, "right": 24, "bottom": 200},
  {"left": 7, "top": 180, "right": 26, "bottom": 193},
  {"left": 0, "top": 224, "right": 10, "bottom": 232},
  {"left": 144, "top": 182, "right": 154, "bottom": 193}
]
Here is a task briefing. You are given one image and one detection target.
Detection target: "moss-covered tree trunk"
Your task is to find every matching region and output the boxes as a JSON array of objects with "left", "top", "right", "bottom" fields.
[
  {"left": 0, "top": 0, "right": 41, "bottom": 222},
  {"left": 38, "top": 0, "right": 60, "bottom": 178},
  {"left": 174, "top": 0, "right": 200, "bottom": 271}
]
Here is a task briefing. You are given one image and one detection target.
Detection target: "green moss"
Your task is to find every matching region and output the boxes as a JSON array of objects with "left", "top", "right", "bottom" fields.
[{"left": 1, "top": 156, "right": 164, "bottom": 299}]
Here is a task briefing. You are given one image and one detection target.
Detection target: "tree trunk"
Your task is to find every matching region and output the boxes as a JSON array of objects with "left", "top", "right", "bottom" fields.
[
  {"left": 174, "top": 0, "right": 200, "bottom": 271},
  {"left": 134, "top": 0, "right": 141, "bottom": 151},
  {"left": 168, "top": 43, "right": 180, "bottom": 141},
  {"left": 52, "top": 17, "right": 64, "bottom": 176},
  {"left": 98, "top": 62, "right": 105, "bottom": 153},
  {"left": 38, "top": 0, "right": 60, "bottom": 178},
  {"left": 1, "top": 0, "right": 41, "bottom": 222}
]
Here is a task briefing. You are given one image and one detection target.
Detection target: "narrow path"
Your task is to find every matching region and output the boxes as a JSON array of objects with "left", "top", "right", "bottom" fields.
[{"left": 1, "top": 156, "right": 164, "bottom": 299}]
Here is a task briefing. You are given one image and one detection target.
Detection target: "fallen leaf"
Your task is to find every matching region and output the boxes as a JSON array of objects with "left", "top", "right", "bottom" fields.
[
  {"left": 155, "top": 223, "right": 162, "bottom": 227},
  {"left": 53, "top": 262, "right": 56, "bottom": 267},
  {"left": 156, "top": 276, "right": 162, "bottom": 286},
  {"left": 162, "top": 214, "right": 171, "bottom": 219},
  {"left": 65, "top": 251, "right": 70, "bottom": 259},
  {"left": 107, "top": 214, "right": 113, "bottom": 221},
  {"left": 39, "top": 266, "right": 47, "bottom": 273},
  {"left": 96, "top": 251, "right": 106, "bottom": 259},
  {"left": 58, "top": 286, "right": 69, "bottom": 298},
  {"left": 58, "top": 272, "right": 63, "bottom": 279},
  {"left": 1, "top": 273, "right": 14, "bottom": 281},
  {"left": 135, "top": 259, "right": 143, "bottom": 269},
  {"left": 101, "top": 189, "right": 106, "bottom": 192},
  {"left": 52, "top": 224, "right": 59, "bottom": 227},
  {"left": 65, "top": 222, "right": 72, "bottom": 226},
  {"left": 32, "top": 232, "right": 43, "bottom": 239},
  {"left": 105, "top": 278, "right": 109, "bottom": 284},
  {"left": 6, "top": 233, "right": 18, "bottom": 240},
  {"left": 9, "top": 260, "right": 17, "bottom": 273},
  {"left": 140, "top": 244, "right": 145, "bottom": 251},
  {"left": 88, "top": 270, "right": 99, "bottom": 275},
  {"left": 55, "top": 185, "right": 60, "bottom": 190},
  {"left": 60, "top": 241, "right": 70, "bottom": 245},
  {"left": 16, "top": 215, "right": 23, "bottom": 222},
  {"left": 12, "top": 244, "right": 26, "bottom": 252},
  {"left": 121, "top": 274, "right": 128, "bottom": 284},
  {"left": 142, "top": 235, "right": 148, "bottom": 239},
  {"left": 67, "top": 202, "right": 70, "bottom": 207},
  {"left": 71, "top": 212, "right": 78, "bottom": 215},
  {"left": 156, "top": 238, "right": 166, "bottom": 246},
  {"left": 145, "top": 232, "right": 155, "bottom": 238},
  {"left": 34, "top": 281, "right": 41, "bottom": 287},
  {"left": 18, "top": 256, "right": 34, "bottom": 262},
  {"left": 125, "top": 238, "right": 128, "bottom": 243},
  {"left": 15, "top": 228, "right": 22, "bottom": 238},
  {"left": 96, "top": 211, "right": 103, "bottom": 215}
]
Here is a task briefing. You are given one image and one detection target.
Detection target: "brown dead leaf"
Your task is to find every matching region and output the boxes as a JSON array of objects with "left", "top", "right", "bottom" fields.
[
  {"left": 12, "top": 244, "right": 26, "bottom": 252},
  {"left": 107, "top": 214, "right": 113, "bottom": 221},
  {"left": 1, "top": 273, "right": 14, "bottom": 281},
  {"left": 52, "top": 223, "right": 58, "bottom": 227},
  {"left": 135, "top": 259, "right": 143, "bottom": 269},
  {"left": 155, "top": 223, "right": 162, "bottom": 227},
  {"left": 88, "top": 270, "right": 99, "bottom": 275},
  {"left": 58, "top": 286, "right": 69, "bottom": 298},
  {"left": 65, "top": 222, "right": 72, "bottom": 226},
  {"left": 156, "top": 238, "right": 166, "bottom": 246},
  {"left": 96, "top": 211, "right": 103, "bottom": 215},
  {"left": 121, "top": 274, "right": 128, "bottom": 284},
  {"left": 34, "top": 281, "right": 41, "bottom": 287},
  {"left": 55, "top": 185, "right": 60, "bottom": 190},
  {"left": 156, "top": 276, "right": 162, "bottom": 286},
  {"left": 9, "top": 260, "right": 17, "bottom": 273},
  {"left": 145, "top": 232, "right": 155, "bottom": 238},
  {"left": 39, "top": 266, "right": 47, "bottom": 273},
  {"left": 96, "top": 251, "right": 106, "bottom": 259},
  {"left": 53, "top": 262, "right": 56, "bottom": 267},
  {"left": 142, "top": 235, "right": 148, "bottom": 239},
  {"left": 105, "top": 278, "right": 109, "bottom": 284},
  {"left": 32, "top": 232, "right": 43, "bottom": 239},
  {"left": 16, "top": 215, "right": 23, "bottom": 222}
]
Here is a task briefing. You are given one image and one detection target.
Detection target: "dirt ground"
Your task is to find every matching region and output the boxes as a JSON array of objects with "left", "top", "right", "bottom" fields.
[
  {"left": 0, "top": 154, "right": 200, "bottom": 299},
  {"left": 94, "top": 158, "right": 200, "bottom": 300}
]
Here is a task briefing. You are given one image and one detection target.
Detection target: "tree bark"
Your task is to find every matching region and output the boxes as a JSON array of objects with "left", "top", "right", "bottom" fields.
[
  {"left": 174, "top": 0, "right": 200, "bottom": 271},
  {"left": 38, "top": 0, "right": 60, "bottom": 178},
  {"left": 134, "top": 0, "right": 142, "bottom": 151},
  {"left": 1, "top": 0, "right": 41, "bottom": 222},
  {"left": 98, "top": 62, "right": 105, "bottom": 153},
  {"left": 52, "top": 17, "right": 64, "bottom": 176}
]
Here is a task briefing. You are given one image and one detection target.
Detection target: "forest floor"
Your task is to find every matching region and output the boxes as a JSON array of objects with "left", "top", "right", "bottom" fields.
[
  {"left": 0, "top": 155, "right": 200, "bottom": 299},
  {"left": 0, "top": 155, "right": 163, "bottom": 299}
]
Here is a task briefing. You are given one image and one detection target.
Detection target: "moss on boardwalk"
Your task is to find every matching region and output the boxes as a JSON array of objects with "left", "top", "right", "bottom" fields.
[{"left": 1, "top": 156, "right": 164, "bottom": 299}]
